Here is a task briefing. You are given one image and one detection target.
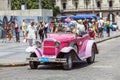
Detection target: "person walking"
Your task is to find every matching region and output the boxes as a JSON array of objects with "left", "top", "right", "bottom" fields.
[
  {"left": 26, "top": 21, "right": 37, "bottom": 46},
  {"left": 97, "top": 17, "right": 104, "bottom": 38},
  {"left": 43, "top": 21, "right": 48, "bottom": 38},
  {"left": 22, "top": 19, "right": 27, "bottom": 39},
  {"left": 12, "top": 21, "right": 20, "bottom": 42},
  {"left": 106, "top": 20, "right": 110, "bottom": 37},
  {"left": 38, "top": 20, "right": 44, "bottom": 42}
]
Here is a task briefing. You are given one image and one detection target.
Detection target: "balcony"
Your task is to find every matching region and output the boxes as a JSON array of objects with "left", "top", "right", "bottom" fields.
[{"left": 63, "top": 7, "right": 120, "bottom": 13}]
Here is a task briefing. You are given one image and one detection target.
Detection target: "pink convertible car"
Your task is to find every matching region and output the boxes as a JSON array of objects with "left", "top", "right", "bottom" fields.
[{"left": 26, "top": 33, "right": 98, "bottom": 70}]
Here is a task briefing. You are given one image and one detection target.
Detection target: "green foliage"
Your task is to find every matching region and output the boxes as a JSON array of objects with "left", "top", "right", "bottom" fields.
[
  {"left": 11, "top": 0, "right": 60, "bottom": 16},
  {"left": 53, "top": 6, "right": 60, "bottom": 17},
  {"left": 11, "top": 0, "right": 22, "bottom": 10},
  {"left": 41, "top": 0, "right": 60, "bottom": 17},
  {"left": 11, "top": 0, "right": 39, "bottom": 10},
  {"left": 26, "top": 0, "right": 39, "bottom": 9},
  {"left": 41, "top": 0, "right": 53, "bottom": 9}
]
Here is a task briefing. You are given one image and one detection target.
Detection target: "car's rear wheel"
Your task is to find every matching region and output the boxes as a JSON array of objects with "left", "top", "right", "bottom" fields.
[
  {"left": 63, "top": 54, "right": 73, "bottom": 70},
  {"left": 86, "top": 45, "right": 95, "bottom": 64},
  {"left": 29, "top": 53, "right": 38, "bottom": 69}
]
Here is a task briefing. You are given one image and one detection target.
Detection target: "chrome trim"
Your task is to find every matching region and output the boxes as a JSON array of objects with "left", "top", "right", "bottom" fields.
[{"left": 26, "top": 57, "right": 67, "bottom": 63}]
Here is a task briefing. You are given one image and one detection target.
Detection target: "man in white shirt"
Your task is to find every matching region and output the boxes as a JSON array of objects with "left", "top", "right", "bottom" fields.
[
  {"left": 97, "top": 17, "right": 104, "bottom": 38},
  {"left": 26, "top": 21, "right": 37, "bottom": 46},
  {"left": 75, "top": 19, "right": 86, "bottom": 36},
  {"left": 22, "top": 19, "right": 27, "bottom": 39}
]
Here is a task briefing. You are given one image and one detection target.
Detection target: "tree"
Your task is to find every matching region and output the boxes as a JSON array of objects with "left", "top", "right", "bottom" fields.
[
  {"left": 11, "top": 0, "right": 22, "bottom": 10},
  {"left": 11, "top": 0, "right": 39, "bottom": 10},
  {"left": 26, "top": 0, "right": 39, "bottom": 9},
  {"left": 41, "top": 0, "right": 60, "bottom": 17},
  {"left": 11, "top": 0, "right": 60, "bottom": 17},
  {"left": 41, "top": 0, "right": 53, "bottom": 9},
  {"left": 53, "top": 6, "right": 60, "bottom": 17}
]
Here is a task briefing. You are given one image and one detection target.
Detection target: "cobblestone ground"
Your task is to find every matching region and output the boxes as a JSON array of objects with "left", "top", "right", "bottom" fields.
[{"left": 0, "top": 37, "right": 120, "bottom": 80}]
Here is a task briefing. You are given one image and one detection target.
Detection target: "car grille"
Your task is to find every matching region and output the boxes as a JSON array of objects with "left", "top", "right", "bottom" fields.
[{"left": 43, "top": 41, "right": 56, "bottom": 55}]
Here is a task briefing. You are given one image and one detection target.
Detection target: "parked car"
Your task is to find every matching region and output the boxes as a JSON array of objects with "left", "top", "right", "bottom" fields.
[
  {"left": 110, "top": 23, "right": 118, "bottom": 31},
  {"left": 26, "top": 33, "right": 98, "bottom": 70}
]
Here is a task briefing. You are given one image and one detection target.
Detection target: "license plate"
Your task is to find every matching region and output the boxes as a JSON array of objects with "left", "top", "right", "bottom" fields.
[{"left": 39, "top": 57, "right": 49, "bottom": 62}]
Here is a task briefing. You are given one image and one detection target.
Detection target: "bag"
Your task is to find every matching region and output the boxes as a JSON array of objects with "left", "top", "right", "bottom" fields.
[{"left": 23, "top": 37, "right": 28, "bottom": 43}]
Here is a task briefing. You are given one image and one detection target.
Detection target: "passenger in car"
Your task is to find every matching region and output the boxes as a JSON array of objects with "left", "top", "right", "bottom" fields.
[{"left": 75, "top": 19, "right": 86, "bottom": 37}]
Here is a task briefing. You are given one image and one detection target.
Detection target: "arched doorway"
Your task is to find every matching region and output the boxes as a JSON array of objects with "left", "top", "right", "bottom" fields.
[{"left": 107, "top": 13, "right": 115, "bottom": 22}]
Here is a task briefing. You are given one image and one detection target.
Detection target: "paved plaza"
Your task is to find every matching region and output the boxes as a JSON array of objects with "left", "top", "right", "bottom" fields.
[{"left": 0, "top": 30, "right": 120, "bottom": 67}]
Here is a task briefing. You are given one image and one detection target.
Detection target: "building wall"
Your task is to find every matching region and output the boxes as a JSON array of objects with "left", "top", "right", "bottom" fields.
[
  {"left": 55, "top": 0, "right": 120, "bottom": 22},
  {"left": 0, "top": 0, "right": 11, "bottom": 10}
]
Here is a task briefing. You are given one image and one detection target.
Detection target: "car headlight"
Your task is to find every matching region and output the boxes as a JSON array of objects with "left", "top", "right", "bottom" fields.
[
  {"left": 35, "top": 41, "right": 41, "bottom": 48},
  {"left": 55, "top": 41, "right": 60, "bottom": 48}
]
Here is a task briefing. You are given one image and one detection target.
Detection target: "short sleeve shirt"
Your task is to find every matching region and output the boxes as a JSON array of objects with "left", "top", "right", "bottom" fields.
[{"left": 27, "top": 25, "right": 36, "bottom": 39}]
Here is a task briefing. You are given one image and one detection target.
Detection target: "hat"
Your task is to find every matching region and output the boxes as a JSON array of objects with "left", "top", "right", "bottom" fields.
[{"left": 78, "top": 19, "right": 82, "bottom": 23}]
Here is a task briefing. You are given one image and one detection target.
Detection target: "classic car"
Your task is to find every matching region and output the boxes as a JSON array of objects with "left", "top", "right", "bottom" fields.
[{"left": 26, "top": 33, "right": 98, "bottom": 70}]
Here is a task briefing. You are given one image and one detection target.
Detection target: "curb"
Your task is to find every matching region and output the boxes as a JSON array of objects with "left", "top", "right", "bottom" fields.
[
  {"left": 0, "top": 34, "right": 120, "bottom": 67},
  {"left": 96, "top": 35, "right": 120, "bottom": 43},
  {"left": 0, "top": 62, "right": 28, "bottom": 67}
]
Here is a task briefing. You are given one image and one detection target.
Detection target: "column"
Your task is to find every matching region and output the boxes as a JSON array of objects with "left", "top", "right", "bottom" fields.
[
  {"left": 113, "top": 0, "right": 119, "bottom": 7},
  {"left": 90, "top": 0, "right": 97, "bottom": 9},
  {"left": 90, "top": 0, "right": 97, "bottom": 14},
  {"left": 66, "top": 0, "right": 74, "bottom": 9},
  {"left": 102, "top": 0, "right": 108, "bottom": 8},
  {"left": 78, "top": 0, "right": 84, "bottom": 9},
  {"left": 55, "top": 0, "right": 62, "bottom": 10}
]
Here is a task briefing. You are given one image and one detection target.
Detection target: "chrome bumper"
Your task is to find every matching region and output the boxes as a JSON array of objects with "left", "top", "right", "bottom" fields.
[{"left": 26, "top": 57, "right": 67, "bottom": 63}]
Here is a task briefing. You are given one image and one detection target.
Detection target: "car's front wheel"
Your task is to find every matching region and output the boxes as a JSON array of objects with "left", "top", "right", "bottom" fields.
[
  {"left": 29, "top": 53, "right": 38, "bottom": 69},
  {"left": 63, "top": 54, "right": 73, "bottom": 70},
  {"left": 86, "top": 45, "right": 95, "bottom": 64}
]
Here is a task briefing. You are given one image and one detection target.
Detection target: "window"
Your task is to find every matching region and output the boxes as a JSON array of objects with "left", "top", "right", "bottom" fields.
[
  {"left": 109, "top": 0, "right": 112, "bottom": 7},
  {"left": 63, "top": 3, "right": 66, "bottom": 10},
  {"left": 75, "top": 2, "right": 78, "bottom": 9},
  {"left": 97, "top": 1, "right": 101, "bottom": 8}
]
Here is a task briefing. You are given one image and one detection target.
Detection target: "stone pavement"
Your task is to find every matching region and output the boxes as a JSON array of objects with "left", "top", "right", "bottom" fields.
[{"left": 0, "top": 30, "right": 120, "bottom": 67}]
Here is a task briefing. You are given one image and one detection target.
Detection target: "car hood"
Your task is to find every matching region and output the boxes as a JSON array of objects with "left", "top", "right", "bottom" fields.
[{"left": 47, "top": 33, "right": 76, "bottom": 42}]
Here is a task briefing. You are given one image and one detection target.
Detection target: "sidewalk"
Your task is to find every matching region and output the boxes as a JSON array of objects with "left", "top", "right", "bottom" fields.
[{"left": 0, "top": 30, "right": 120, "bottom": 67}]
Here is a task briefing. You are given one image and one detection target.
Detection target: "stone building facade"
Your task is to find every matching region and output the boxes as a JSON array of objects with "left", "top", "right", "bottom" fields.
[
  {"left": 55, "top": 0, "right": 120, "bottom": 22},
  {"left": 0, "top": 0, "right": 11, "bottom": 10}
]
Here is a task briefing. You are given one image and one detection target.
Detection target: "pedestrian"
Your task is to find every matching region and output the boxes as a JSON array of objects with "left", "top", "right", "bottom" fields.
[
  {"left": 57, "top": 20, "right": 63, "bottom": 32},
  {"left": 97, "top": 17, "right": 104, "bottom": 38},
  {"left": 38, "top": 20, "right": 44, "bottom": 42},
  {"left": 1, "top": 26, "right": 8, "bottom": 43},
  {"left": 49, "top": 20, "right": 54, "bottom": 33},
  {"left": 35, "top": 21, "right": 38, "bottom": 39},
  {"left": 43, "top": 21, "right": 48, "bottom": 38},
  {"left": 12, "top": 21, "right": 20, "bottom": 42},
  {"left": 106, "top": 20, "right": 110, "bottom": 37},
  {"left": 4, "top": 25, "right": 12, "bottom": 41},
  {"left": 26, "top": 21, "right": 37, "bottom": 46},
  {"left": 22, "top": 19, "right": 27, "bottom": 39}
]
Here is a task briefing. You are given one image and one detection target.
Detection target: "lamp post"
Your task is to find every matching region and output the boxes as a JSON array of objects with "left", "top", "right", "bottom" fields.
[{"left": 92, "top": 0, "right": 95, "bottom": 14}]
